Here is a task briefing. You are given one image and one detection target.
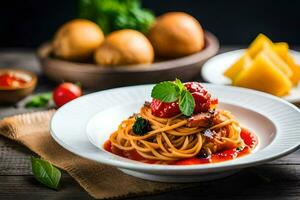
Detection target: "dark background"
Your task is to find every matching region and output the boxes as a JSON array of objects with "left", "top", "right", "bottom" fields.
[{"left": 1, "top": 0, "right": 300, "bottom": 47}]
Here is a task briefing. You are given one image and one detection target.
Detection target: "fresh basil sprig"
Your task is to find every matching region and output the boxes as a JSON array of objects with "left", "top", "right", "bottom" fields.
[
  {"left": 178, "top": 90, "right": 195, "bottom": 117},
  {"left": 25, "top": 92, "right": 52, "bottom": 108},
  {"left": 31, "top": 157, "right": 61, "bottom": 190},
  {"left": 151, "top": 79, "right": 195, "bottom": 116},
  {"left": 151, "top": 81, "right": 179, "bottom": 102}
]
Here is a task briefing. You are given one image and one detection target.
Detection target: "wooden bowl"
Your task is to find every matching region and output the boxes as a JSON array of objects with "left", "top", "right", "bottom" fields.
[
  {"left": 0, "top": 69, "right": 37, "bottom": 104},
  {"left": 37, "top": 31, "right": 219, "bottom": 89}
]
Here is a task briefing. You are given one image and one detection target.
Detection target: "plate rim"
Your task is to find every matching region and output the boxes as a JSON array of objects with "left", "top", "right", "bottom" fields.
[{"left": 50, "top": 84, "right": 300, "bottom": 173}]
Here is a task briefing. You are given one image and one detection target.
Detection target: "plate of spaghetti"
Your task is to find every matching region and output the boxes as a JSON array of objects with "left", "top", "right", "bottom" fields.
[{"left": 50, "top": 80, "right": 300, "bottom": 182}]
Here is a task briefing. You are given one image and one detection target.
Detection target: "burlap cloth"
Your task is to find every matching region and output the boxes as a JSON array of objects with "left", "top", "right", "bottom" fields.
[{"left": 0, "top": 110, "right": 197, "bottom": 199}]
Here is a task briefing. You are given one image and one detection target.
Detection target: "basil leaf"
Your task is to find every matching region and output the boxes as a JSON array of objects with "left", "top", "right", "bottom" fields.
[
  {"left": 25, "top": 93, "right": 52, "bottom": 108},
  {"left": 31, "top": 157, "right": 61, "bottom": 190},
  {"left": 175, "top": 78, "right": 185, "bottom": 93},
  {"left": 151, "top": 81, "right": 179, "bottom": 102},
  {"left": 179, "top": 90, "right": 195, "bottom": 116}
]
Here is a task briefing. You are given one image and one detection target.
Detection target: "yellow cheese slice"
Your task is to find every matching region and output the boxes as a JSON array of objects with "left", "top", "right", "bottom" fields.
[
  {"left": 273, "top": 42, "right": 300, "bottom": 85},
  {"left": 260, "top": 45, "right": 292, "bottom": 78},
  {"left": 247, "top": 34, "right": 273, "bottom": 57},
  {"left": 224, "top": 52, "right": 252, "bottom": 81},
  {"left": 233, "top": 52, "right": 292, "bottom": 96}
]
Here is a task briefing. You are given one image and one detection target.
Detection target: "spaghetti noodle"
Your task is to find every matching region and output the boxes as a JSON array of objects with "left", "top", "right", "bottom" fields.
[
  {"left": 108, "top": 105, "right": 245, "bottom": 163},
  {"left": 104, "top": 80, "right": 257, "bottom": 165}
]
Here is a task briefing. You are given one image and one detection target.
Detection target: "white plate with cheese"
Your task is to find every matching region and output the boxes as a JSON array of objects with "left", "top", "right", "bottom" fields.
[{"left": 201, "top": 49, "right": 300, "bottom": 103}]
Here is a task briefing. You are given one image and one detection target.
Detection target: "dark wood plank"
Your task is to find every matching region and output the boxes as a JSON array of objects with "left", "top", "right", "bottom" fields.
[
  {"left": 0, "top": 174, "right": 93, "bottom": 200},
  {"left": 134, "top": 165, "right": 300, "bottom": 200},
  {"left": 0, "top": 165, "right": 299, "bottom": 200},
  {"left": 0, "top": 137, "right": 33, "bottom": 175}
]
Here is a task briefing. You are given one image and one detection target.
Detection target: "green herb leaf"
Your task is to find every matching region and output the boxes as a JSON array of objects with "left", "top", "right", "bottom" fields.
[
  {"left": 174, "top": 78, "right": 185, "bottom": 93},
  {"left": 179, "top": 90, "right": 195, "bottom": 116},
  {"left": 31, "top": 157, "right": 61, "bottom": 190},
  {"left": 151, "top": 81, "right": 179, "bottom": 103},
  {"left": 25, "top": 93, "right": 52, "bottom": 108},
  {"left": 78, "top": 0, "right": 155, "bottom": 34},
  {"left": 151, "top": 79, "right": 197, "bottom": 116},
  {"left": 132, "top": 117, "right": 150, "bottom": 135}
]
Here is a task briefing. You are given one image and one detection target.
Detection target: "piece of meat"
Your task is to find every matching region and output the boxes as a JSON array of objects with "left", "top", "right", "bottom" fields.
[
  {"left": 144, "top": 101, "right": 151, "bottom": 107},
  {"left": 187, "top": 112, "right": 214, "bottom": 128},
  {"left": 212, "top": 110, "right": 230, "bottom": 124}
]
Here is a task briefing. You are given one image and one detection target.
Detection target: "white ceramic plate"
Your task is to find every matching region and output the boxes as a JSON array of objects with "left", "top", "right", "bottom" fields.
[
  {"left": 201, "top": 49, "right": 300, "bottom": 103},
  {"left": 50, "top": 84, "right": 300, "bottom": 182}
]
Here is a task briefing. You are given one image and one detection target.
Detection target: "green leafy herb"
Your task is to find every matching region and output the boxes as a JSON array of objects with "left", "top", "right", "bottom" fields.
[
  {"left": 151, "top": 81, "right": 179, "bottom": 103},
  {"left": 175, "top": 78, "right": 185, "bottom": 93},
  {"left": 179, "top": 90, "right": 195, "bottom": 117},
  {"left": 25, "top": 92, "right": 52, "bottom": 108},
  {"left": 78, "top": 0, "right": 155, "bottom": 34},
  {"left": 31, "top": 157, "right": 61, "bottom": 190},
  {"left": 151, "top": 79, "right": 195, "bottom": 116},
  {"left": 132, "top": 117, "right": 150, "bottom": 135}
]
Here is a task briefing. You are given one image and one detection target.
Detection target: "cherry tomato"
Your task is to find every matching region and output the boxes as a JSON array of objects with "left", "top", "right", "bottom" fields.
[
  {"left": 150, "top": 99, "right": 180, "bottom": 118},
  {"left": 151, "top": 82, "right": 218, "bottom": 117},
  {"left": 192, "top": 92, "right": 211, "bottom": 113},
  {"left": 184, "top": 82, "right": 212, "bottom": 113},
  {"left": 183, "top": 82, "right": 206, "bottom": 93},
  {"left": 53, "top": 82, "right": 82, "bottom": 107}
]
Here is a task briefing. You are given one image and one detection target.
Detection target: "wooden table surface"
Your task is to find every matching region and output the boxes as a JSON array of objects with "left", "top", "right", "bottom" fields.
[{"left": 0, "top": 47, "right": 299, "bottom": 200}]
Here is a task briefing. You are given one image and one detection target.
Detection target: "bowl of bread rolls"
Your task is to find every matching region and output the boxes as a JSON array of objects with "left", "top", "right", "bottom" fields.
[{"left": 38, "top": 10, "right": 219, "bottom": 89}]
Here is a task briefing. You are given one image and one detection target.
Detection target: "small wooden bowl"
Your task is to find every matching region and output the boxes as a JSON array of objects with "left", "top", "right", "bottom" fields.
[
  {"left": 37, "top": 31, "right": 219, "bottom": 89},
  {"left": 0, "top": 69, "right": 37, "bottom": 104}
]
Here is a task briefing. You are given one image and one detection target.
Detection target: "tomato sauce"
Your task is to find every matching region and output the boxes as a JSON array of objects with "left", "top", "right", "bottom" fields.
[
  {"left": 0, "top": 73, "right": 27, "bottom": 87},
  {"left": 104, "top": 140, "right": 151, "bottom": 161},
  {"left": 103, "top": 128, "right": 258, "bottom": 165}
]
